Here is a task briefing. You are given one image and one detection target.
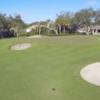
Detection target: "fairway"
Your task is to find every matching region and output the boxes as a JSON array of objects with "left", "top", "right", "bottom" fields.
[{"left": 0, "top": 36, "right": 100, "bottom": 100}]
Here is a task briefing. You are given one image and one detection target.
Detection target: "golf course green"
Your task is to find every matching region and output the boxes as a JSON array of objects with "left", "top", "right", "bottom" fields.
[{"left": 0, "top": 35, "right": 100, "bottom": 100}]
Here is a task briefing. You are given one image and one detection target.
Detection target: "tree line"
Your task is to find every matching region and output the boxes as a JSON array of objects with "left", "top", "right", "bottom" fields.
[
  {"left": 0, "top": 14, "right": 27, "bottom": 38},
  {"left": 0, "top": 8, "right": 100, "bottom": 38},
  {"left": 55, "top": 8, "right": 100, "bottom": 35}
]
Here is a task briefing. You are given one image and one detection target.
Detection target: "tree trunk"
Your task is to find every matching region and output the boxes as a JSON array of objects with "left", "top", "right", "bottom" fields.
[{"left": 38, "top": 25, "right": 41, "bottom": 35}]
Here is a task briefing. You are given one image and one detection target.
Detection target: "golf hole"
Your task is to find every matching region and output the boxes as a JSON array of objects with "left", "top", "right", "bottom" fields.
[
  {"left": 80, "top": 62, "right": 100, "bottom": 86},
  {"left": 52, "top": 88, "right": 56, "bottom": 91}
]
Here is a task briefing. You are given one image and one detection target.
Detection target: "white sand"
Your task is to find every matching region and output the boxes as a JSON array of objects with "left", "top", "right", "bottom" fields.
[
  {"left": 80, "top": 62, "right": 100, "bottom": 86},
  {"left": 11, "top": 43, "right": 31, "bottom": 50},
  {"left": 27, "top": 35, "right": 42, "bottom": 39}
]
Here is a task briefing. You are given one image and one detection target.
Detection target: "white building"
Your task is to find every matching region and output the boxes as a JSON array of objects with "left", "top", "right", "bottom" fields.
[
  {"left": 77, "top": 25, "right": 100, "bottom": 35},
  {"left": 90, "top": 26, "right": 100, "bottom": 35}
]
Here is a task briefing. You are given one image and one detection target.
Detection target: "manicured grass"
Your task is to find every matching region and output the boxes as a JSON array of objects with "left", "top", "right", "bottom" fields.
[{"left": 0, "top": 35, "right": 100, "bottom": 100}]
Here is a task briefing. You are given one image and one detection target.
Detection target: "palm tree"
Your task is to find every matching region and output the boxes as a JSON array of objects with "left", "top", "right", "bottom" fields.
[{"left": 55, "top": 11, "right": 72, "bottom": 34}]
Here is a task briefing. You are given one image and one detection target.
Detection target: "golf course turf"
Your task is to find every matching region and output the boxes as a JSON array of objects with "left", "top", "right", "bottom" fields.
[{"left": 0, "top": 35, "right": 100, "bottom": 100}]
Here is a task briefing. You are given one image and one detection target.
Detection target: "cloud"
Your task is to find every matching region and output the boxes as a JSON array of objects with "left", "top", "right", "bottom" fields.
[{"left": 87, "top": 0, "right": 98, "bottom": 6}]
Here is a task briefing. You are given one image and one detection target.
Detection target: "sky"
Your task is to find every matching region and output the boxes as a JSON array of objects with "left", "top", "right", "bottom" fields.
[{"left": 0, "top": 0, "right": 100, "bottom": 23}]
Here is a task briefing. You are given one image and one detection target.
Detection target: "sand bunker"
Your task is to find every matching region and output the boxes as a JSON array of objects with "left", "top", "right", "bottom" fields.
[
  {"left": 11, "top": 43, "right": 31, "bottom": 50},
  {"left": 80, "top": 62, "right": 100, "bottom": 86},
  {"left": 27, "top": 35, "right": 42, "bottom": 39}
]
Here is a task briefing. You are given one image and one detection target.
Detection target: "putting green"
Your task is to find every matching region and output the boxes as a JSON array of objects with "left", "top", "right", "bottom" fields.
[{"left": 0, "top": 36, "right": 100, "bottom": 100}]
